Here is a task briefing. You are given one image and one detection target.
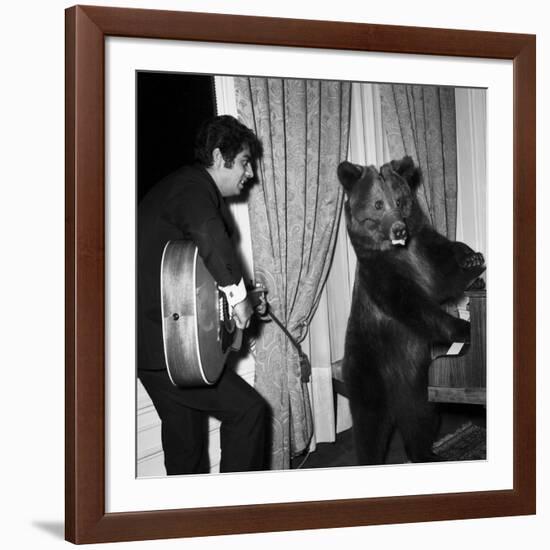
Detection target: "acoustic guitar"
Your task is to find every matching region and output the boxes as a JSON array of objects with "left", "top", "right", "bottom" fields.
[{"left": 160, "top": 240, "right": 265, "bottom": 387}]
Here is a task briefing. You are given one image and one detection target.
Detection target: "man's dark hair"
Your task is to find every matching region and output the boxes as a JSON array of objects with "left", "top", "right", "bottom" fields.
[{"left": 194, "top": 115, "right": 263, "bottom": 173}]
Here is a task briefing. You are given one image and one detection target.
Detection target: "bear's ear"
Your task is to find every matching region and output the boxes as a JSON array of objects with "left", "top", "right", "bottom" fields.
[
  {"left": 391, "top": 156, "right": 421, "bottom": 191},
  {"left": 337, "top": 161, "right": 363, "bottom": 192}
]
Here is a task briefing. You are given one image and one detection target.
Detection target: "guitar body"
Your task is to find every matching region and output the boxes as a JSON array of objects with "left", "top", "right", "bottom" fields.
[{"left": 161, "top": 240, "right": 230, "bottom": 387}]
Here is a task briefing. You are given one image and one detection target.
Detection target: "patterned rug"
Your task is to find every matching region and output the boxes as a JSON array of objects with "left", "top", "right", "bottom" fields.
[{"left": 433, "top": 422, "right": 486, "bottom": 461}]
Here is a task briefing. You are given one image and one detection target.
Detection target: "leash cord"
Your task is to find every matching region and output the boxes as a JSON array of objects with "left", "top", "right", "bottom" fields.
[{"left": 264, "top": 306, "right": 311, "bottom": 383}]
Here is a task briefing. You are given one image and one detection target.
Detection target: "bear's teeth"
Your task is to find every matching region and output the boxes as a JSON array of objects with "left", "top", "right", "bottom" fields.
[{"left": 391, "top": 239, "right": 406, "bottom": 246}]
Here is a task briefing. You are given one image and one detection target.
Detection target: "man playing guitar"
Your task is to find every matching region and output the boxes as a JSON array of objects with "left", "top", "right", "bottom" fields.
[{"left": 137, "top": 115, "right": 267, "bottom": 475}]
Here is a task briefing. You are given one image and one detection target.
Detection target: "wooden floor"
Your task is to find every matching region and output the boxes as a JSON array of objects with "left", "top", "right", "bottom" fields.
[{"left": 291, "top": 403, "right": 486, "bottom": 469}]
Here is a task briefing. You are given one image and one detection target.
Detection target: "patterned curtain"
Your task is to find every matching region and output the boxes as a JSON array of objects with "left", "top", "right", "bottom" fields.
[
  {"left": 379, "top": 84, "right": 458, "bottom": 239},
  {"left": 235, "top": 77, "right": 351, "bottom": 469}
]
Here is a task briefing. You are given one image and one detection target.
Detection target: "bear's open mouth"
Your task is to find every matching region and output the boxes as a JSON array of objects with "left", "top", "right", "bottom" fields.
[{"left": 391, "top": 238, "right": 407, "bottom": 246}]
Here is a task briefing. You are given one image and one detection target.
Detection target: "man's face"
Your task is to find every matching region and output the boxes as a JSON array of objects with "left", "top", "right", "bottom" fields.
[{"left": 218, "top": 146, "right": 254, "bottom": 197}]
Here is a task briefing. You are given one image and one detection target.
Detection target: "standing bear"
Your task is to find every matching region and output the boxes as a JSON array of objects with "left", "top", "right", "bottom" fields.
[{"left": 338, "top": 156, "right": 485, "bottom": 465}]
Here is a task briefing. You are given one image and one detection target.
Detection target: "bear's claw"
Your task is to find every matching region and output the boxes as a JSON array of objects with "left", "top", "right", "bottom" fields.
[
  {"left": 467, "top": 277, "right": 486, "bottom": 291},
  {"left": 459, "top": 251, "right": 485, "bottom": 270}
]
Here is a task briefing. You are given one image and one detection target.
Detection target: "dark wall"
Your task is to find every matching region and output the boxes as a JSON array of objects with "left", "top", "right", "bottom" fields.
[{"left": 137, "top": 72, "right": 216, "bottom": 202}]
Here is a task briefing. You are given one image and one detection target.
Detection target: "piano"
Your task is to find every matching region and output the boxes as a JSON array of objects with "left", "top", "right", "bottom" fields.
[
  {"left": 331, "top": 290, "right": 487, "bottom": 406},
  {"left": 428, "top": 289, "right": 486, "bottom": 405}
]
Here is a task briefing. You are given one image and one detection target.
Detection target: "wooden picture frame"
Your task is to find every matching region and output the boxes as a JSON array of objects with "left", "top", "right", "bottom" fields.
[{"left": 65, "top": 5, "right": 536, "bottom": 544}]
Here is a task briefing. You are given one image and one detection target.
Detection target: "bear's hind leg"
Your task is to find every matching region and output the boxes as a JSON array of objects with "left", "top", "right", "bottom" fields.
[
  {"left": 350, "top": 403, "right": 393, "bottom": 465},
  {"left": 396, "top": 399, "right": 441, "bottom": 463},
  {"left": 347, "top": 379, "right": 394, "bottom": 466}
]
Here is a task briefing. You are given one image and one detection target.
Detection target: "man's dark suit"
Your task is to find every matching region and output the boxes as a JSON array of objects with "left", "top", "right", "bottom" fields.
[{"left": 137, "top": 164, "right": 267, "bottom": 474}]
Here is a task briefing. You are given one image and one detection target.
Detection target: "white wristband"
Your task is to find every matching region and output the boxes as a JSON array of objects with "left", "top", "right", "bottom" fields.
[{"left": 219, "top": 278, "right": 247, "bottom": 309}]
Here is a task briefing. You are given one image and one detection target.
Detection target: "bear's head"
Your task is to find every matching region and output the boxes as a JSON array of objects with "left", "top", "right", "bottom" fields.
[{"left": 337, "top": 156, "right": 425, "bottom": 252}]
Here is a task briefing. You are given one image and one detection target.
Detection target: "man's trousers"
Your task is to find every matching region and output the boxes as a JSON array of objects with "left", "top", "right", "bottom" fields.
[{"left": 138, "top": 367, "right": 268, "bottom": 475}]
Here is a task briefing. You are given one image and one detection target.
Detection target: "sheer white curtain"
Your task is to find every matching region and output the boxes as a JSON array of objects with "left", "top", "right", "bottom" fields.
[{"left": 455, "top": 88, "right": 487, "bottom": 257}]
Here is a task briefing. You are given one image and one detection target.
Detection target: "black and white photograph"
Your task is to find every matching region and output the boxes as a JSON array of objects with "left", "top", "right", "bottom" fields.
[
  {"left": 136, "top": 72, "right": 488, "bottom": 477},
  {"left": 3, "top": 0, "right": 545, "bottom": 548}
]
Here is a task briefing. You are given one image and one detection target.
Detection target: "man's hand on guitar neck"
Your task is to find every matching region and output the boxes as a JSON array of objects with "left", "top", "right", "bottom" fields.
[{"left": 232, "top": 297, "right": 253, "bottom": 329}]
